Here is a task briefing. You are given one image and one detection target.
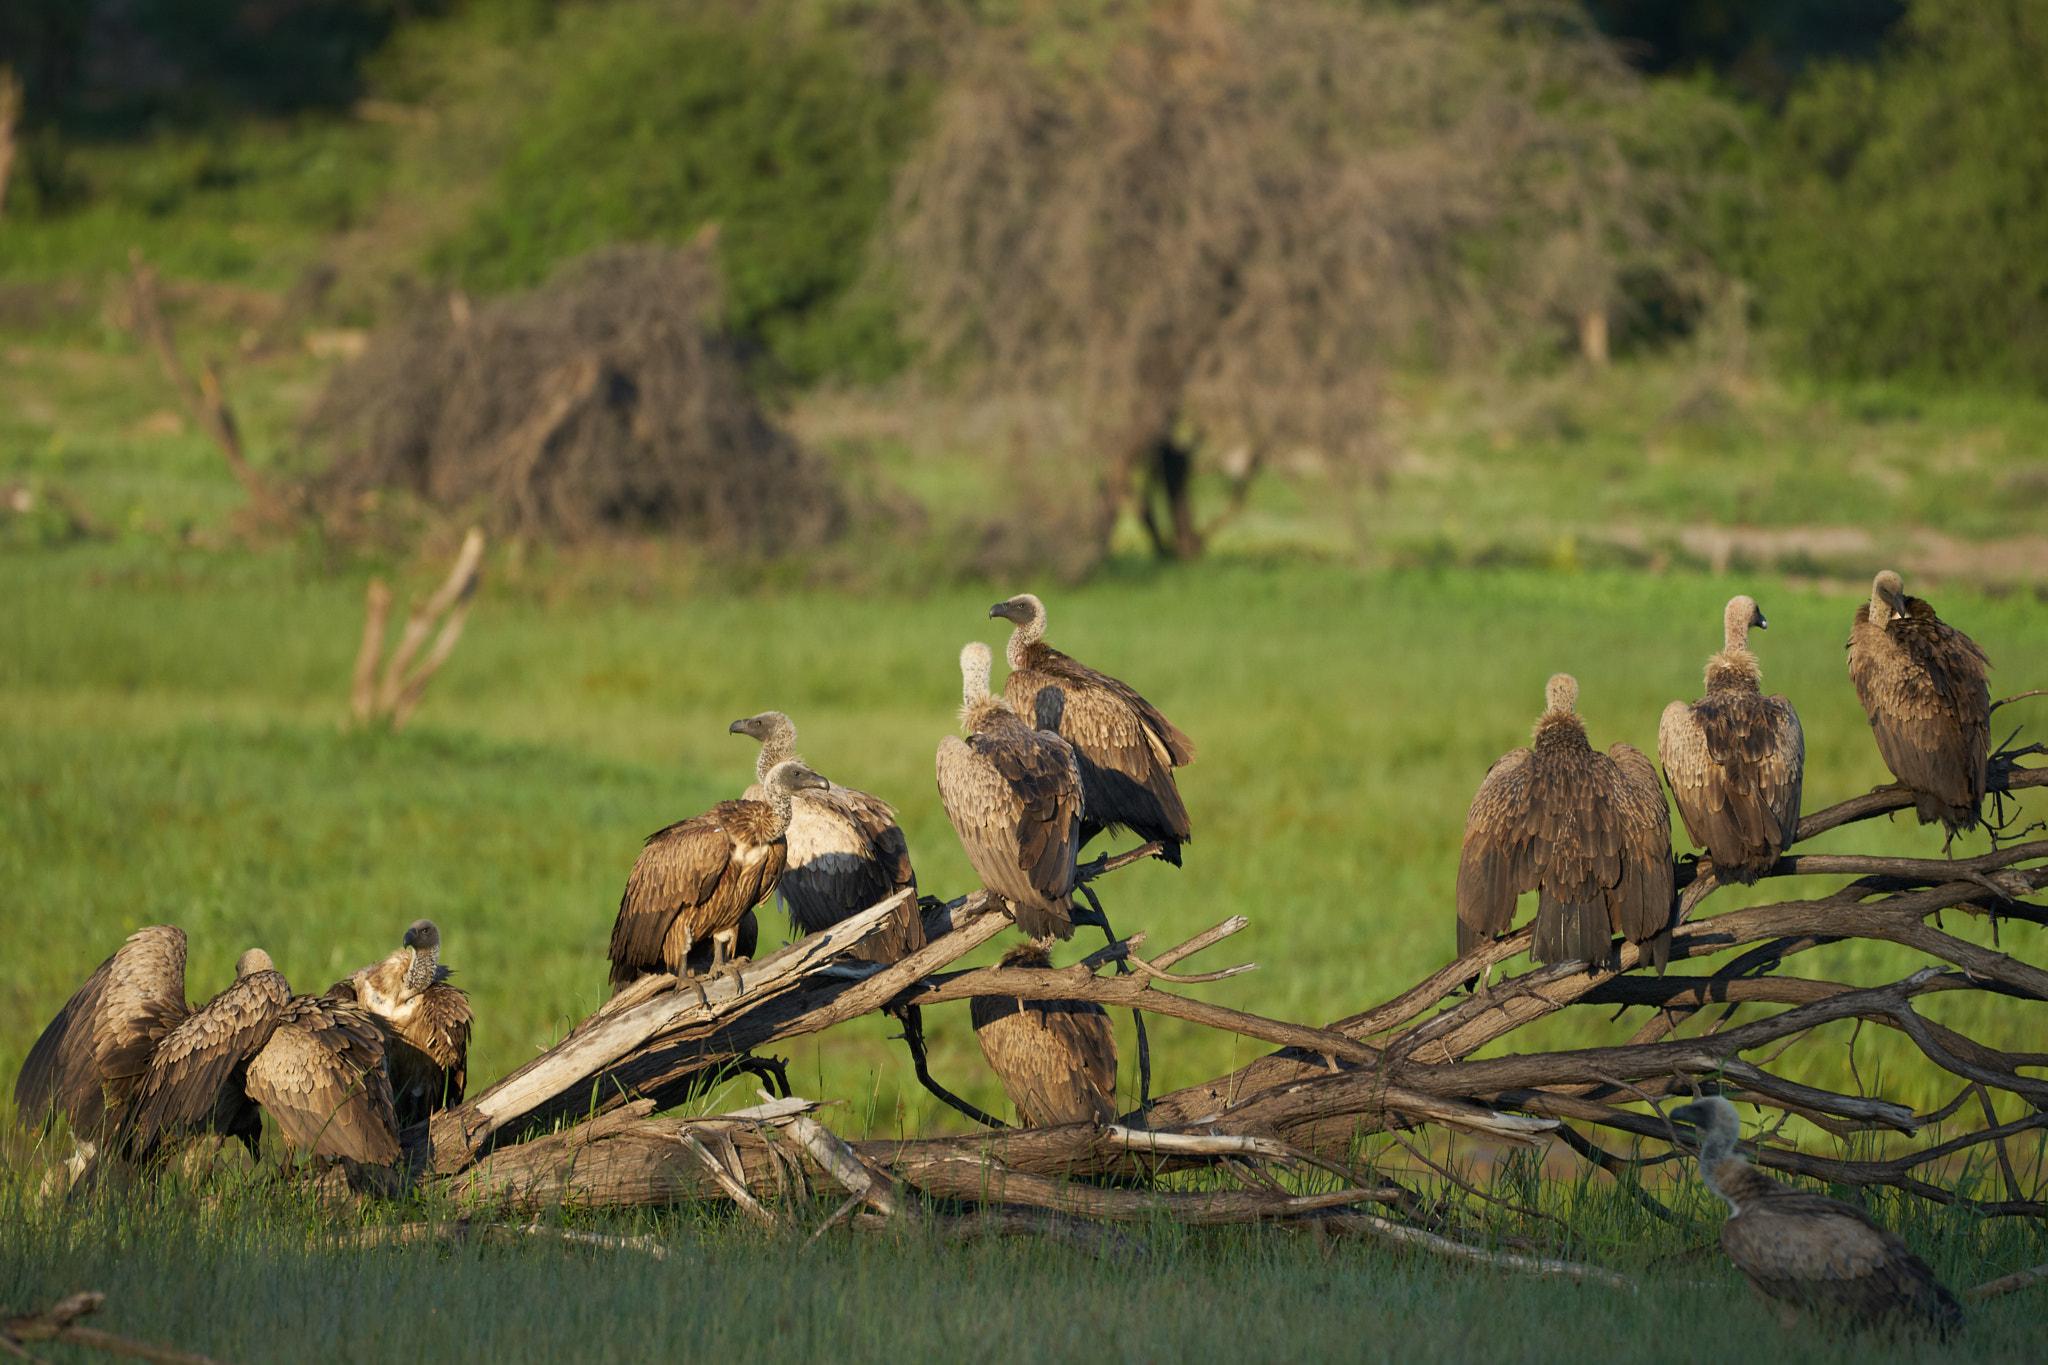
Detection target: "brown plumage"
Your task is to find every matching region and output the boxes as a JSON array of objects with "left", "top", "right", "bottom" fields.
[
  {"left": 118, "top": 948, "right": 400, "bottom": 1168},
  {"left": 992, "top": 593, "right": 1195, "bottom": 865},
  {"left": 1674, "top": 1097, "right": 1963, "bottom": 1335},
  {"left": 969, "top": 944, "right": 1117, "bottom": 1127},
  {"left": 1847, "top": 570, "right": 1992, "bottom": 838},
  {"left": 1659, "top": 596, "right": 1806, "bottom": 885},
  {"left": 327, "top": 919, "right": 473, "bottom": 1129},
  {"left": 15, "top": 926, "right": 191, "bottom": 1176},
  {"left": 1456, "top": 674, "right": 1675, "bottom": 969},
  {"left": 608, "top": 758, "right": 830, "bottom": 990},
  {"left": 935, "top": 642, "right": 1085, "bottom": 940},
  {"left": 730, "top": 711, "right": 925, "bottom": 964}
]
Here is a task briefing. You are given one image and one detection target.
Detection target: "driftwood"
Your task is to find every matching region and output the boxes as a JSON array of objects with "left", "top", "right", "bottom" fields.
[
  {"left": 2, "top": 1292, "right": 230, "bottom": 1365},
  {"left": 348, "top": 528, "right": 486, "bottom": 731}
]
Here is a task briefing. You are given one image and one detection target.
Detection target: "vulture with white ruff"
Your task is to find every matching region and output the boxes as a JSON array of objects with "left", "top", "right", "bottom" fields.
[
  {"left": 935, "top": 641, "right": 1085, "bottom": 940},
  {"left": 1659, "top": 595, "right": 1805, "bottom": 884},
  {"left": 1674, "top": 1096, "right": 1963, "bottom": 1336},
  {"left": 326, "top": 919, "right": 473, "bottom": 1129},
  {"left": 1457, "top": 673, "right": 1674, "bottom": 969},
  {"left": 117, "top": 948, "right": 400, "bottom": 1168},
  {"left": 991, "top": 593, "right": 1194, "bottom": 864},
  {"left": 729, "top": 711, "right": 924, "bottom": 964},
  {"left": 970, "top": 943, "right": 1117, "bottom": 1127},
  {"left": 608, "top": 758, "right": 829, "bottom": 990},
  {"left": 1847, "top": 569, "right": 1992, "bottom": 841}
]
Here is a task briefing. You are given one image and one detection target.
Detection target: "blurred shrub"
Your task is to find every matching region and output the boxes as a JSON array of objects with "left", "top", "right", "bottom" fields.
[
  {"left": 430, "top": 0, "right": 935, "bottom": 384},
  {"left": 1764, "top": 0, "right": 2048, "bottom": 390}
]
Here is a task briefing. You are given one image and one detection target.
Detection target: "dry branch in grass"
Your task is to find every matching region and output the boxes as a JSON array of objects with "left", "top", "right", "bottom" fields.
[
  {"left": 2, "top": 1292, "right": 230, "bottom": 1365},
  {"left": 348, "top": 528, "right": 486, "bottom": 731}
]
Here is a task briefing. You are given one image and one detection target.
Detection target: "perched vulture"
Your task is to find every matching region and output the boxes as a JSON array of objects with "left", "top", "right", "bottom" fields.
[
  {"left": 608, "top": 758, "right": 829, "bottom": 990},
  {"left": 1658, "top": 596, "right": 1806, "bottom": 884},
  {"left": 970, "top": 944, "right": 1117, "bottom": 1127},
  {"left": 991, "top": 593, "right": 1195, "bottom": 864},
  {"left": 15, "top": 925, "right": 191, "bottom": 1175},
  {"left": 1847, "top": 570, "right": 1992, "bottom": 839},
  {"left": 730, "top": 711, "right": 925, "bottom": 964},
  {"left": 1456, "top": 674, "right": 1675, "bottom": 969},
  {"left": 935, "top": 641, "right": 1085, "bottom": 941},
  {"left": 327, "top": 919, "right": 473, "bottom": 1129},
  {"left": 1674, "top": 1096, "right": 1963, "bottom": 1336},
  {"left": 117, "top": 948, "right": 400, "bottom": 1168}
]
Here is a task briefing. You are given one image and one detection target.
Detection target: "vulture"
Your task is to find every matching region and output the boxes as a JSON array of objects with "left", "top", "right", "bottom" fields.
[
  {"left": 1673, "top": 1096, "right": 1963, "bottom": 1336},
  {"left": 1847, "top": 569, "right": 1992, "bottom": 840},
  {"left": 608, "top": 758, "right": 829, "bottom": 991},
  {"left": 117, "top": 947, "right": 401, "bottom": 1169},
  {"left": 1658, "top": 595, "right": 1806, "bottom": 885},
  {"left": 729, "top": 711, "right": 925, "bottom": 964},
  {"left": 935, "top": 641, "right": 1085, "bottom": 941},
  {"left": 991, "top": 592, "right": 1195, "bottom": 864},
  {"left": 1456, "top": 673, "right": 1675, "bottom": 969},
  {"left": 326, "top": 919, "right": 473, "bottom": 1129},
  {"left": 970, "top": 943, "right": 1117, "bottom": 1127},
  {"left": 15, "top": 925, "right": 191, "bottom": 1177}
]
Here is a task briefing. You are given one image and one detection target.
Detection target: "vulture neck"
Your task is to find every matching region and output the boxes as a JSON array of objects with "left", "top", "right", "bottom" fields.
[
  {"left": 404, "top": 944, "right": 438, "bottom": 996},
  {"left": 1532, "top": 711, "right": 1590, "bottom": 753},
  {"left": 754, "top": 734, "right": 800, "bottom": 783},
  {"left": 758, "top": 785, "right": 797, "bottom": 839},
  {"left": 1704, "top": 648, "right": 1761, "bottom": 694},
  {"left": 1005, "top": 611, "right": 1046, "bottom": 671}
]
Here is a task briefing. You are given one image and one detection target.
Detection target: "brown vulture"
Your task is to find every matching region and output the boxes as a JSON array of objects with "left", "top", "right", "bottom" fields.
[
  {"left": 970, "top": 943, "right": 1117, "bottom": 1127},
  {"left": 15, "top": 925, "right": 191, "bottom": 1179},
  {"left": 1456, "top": 673, "right": 1674, "bottom": 969},
  {"left": 1847, "top": 569, "right": 1992, "bottom": 840},
  {"left": 1658, "top": 595, "right": 1806, "bottom": 885},
  {"left": 326, "top": 919, "right": 473, "bottom": 1129},
  {"left": 608, "top": 758, "right": 829, "bottom": 991},
  {"left": 730, "top": 711, "right": 925, "bottom": 964},
  {"left": 935, "top": 641, "right": 1085, "bottom": 941},
  {"left": 1673, "top": 1096, "right": 1963, "bottom": 1336},
  {"left": 116, "top": 948, "right": 401, "bottom": 1169},
  {"left": 991, "top": 593, "right": 1195, "bottom": 865}
]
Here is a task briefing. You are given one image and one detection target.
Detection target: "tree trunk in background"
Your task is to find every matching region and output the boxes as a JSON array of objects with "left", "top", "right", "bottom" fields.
[
  {"left": 0, "top": 67, "right": 21, "bottom": 221},
  {"left": 1138, "top": 433, "right": 1203, "bottom": 560},
  {"left": 1579, "top": 308, "right": 1610, "bottom": 366}
]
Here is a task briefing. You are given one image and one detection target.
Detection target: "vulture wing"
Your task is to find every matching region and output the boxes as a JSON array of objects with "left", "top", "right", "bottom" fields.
[
  {"left": 610, "top": 812, "right": 738, "bottom": 985},
  {"left": 970, "top": 994, "right": 1117, "bottom": 1127},
  {"left": 17, "top": 926, "right": 188, "bottom": 1138},
  {"left": 385, "top": 982, "right": 473, "bottom": 1125},
  {"left": 1721, "top": 1194, "right": 1963, "bottom": 1331},
  {"left": 1849, "top": 604, "right": 1991, "bottom": 816},
  {"left": 935, "top": 731, "right": 1079, "bottom": 940},
  {"left": 1005, "top": 655, "right": 1193, "bottom": 850},
  {"left": 1455, "top": 749, "right": 1539, "bottom": 953},
  {"left": 1660, "top": 695, "right": 1804, "bottom": 882},
  {"left": 1603, "top": 743, "right": 1675, "bottom": 963},
  {"left": 121, "top": 971, "right": 293, "bottom": 1157},
  {"left": 245, "top": 997, "right": 402, "bottom": 1165}
]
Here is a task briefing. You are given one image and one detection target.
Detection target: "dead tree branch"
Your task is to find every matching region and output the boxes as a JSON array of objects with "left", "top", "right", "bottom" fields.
[{"left": 3, "top": 1292, "right": 231, "bottom": 1365}]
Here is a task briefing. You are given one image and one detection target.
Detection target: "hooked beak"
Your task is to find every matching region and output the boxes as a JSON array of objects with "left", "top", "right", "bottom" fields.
[
  {"left": 987, "top": 603, "right": 1009, "bottom": 620},
  {"left": 727, "top": 719, "right": 749, "bottom": 735}
]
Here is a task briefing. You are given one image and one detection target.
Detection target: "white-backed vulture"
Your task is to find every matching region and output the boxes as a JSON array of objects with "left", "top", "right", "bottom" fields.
[
  {"left": 1674, "top": 1096, "right": 1963, "bottom": 1335},
  {"left": 327, "top": 919, "right": 473, "bottom": 1130},
  {"left": 14, "top": 925, "right": 191, "bottom": 1176},
  {"left": 730, "top": 711, "right": 925, "bottom": 964},
  {"left": 608, "top": 758, "right": 829, "bottom": 991},
  {"left": 118, "top": 948, "right": 401, "bottom": 1168},
  {"left": 1457, "top": 673, "right": 1675, "bottom": 969},
  {"left": 936, "top": 641, "right": 1085, "bottom": 940},
  {"left": 969, "top": 943, "right": 1117, "bottom": 1127},
  {"left": 1659, "top": 596, "right": 1806, "bottom": 884},
  {"left": 991, "top": 593, "right": 1195, "bottom": 864},
  {"left": 1847, "top": 570, "right": 1992, "bottom": 839}
]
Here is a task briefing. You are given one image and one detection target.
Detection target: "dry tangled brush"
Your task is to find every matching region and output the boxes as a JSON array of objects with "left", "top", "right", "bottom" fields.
[{"left": 306, "top": 243, "right": 843, "bottom": 552}]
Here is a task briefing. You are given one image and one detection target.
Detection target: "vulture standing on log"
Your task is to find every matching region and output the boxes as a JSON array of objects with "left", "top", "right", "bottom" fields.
[
  {"left": 116, "top": 948, "right": 400, "bottom": 1168},
  {"left": 970, "top": 943, "right": 1117, "bottom": 1127},
  {"left": 15, "top": 925, "right": 191, "bottom": 1178},
  {"left": 327, "top": 919, "right": 473, "bottom": 1129},
  {"left": 1847, "top": 569, "right": 1992, "bottom": 840},
  {"left": 608, "top": 758, "right": 830, "bottom": 991},
  {"left": 1659, "top": 596, "right": 1805, "bottom": 884},
  {"left": 991, "top": 593, "right": 1195, "bottom": 864},
  {"left": 1673, "top": 1096, "right": 1963, "bottom": 1335},
  {"left": 935, "top": 641, "right": 1085, "bottom": 940},
  {"left": 729, "top": 711, "right": 925, "bottom": 964},
  {"left": 1457, "top": 673, "right": 1674, "bottom": 968}
]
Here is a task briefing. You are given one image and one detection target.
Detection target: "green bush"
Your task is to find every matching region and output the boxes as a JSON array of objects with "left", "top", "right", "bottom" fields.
[
  {"left": 430, "top": 0, "right": 932, "bottom": 383},
  {"left": 1763, "top": 0, "right": 2048, "bottom": 390}
]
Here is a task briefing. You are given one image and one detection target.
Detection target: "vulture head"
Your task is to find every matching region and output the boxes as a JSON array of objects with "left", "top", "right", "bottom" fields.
[
  {"left": 1724, "top": 595, "right": 1767, "bottom": 647},
  {"left": 989, "top": 593, "right": 1047, "bottom": 633},
  {"left": 958, "top": 641, "right": 995, "bottom": 706},
  {"left": 402, "top": 918, "right": 442, "bottom": 995},
  {"left": 762, "top": 759, "right": 830, "bottom": 797},
  {"left": 1673, "top": 1094, "right": 1742, "bottom": 1167},
  {"left": 729, "top": 710, "right": 795, "bottom": 748},
  {"left": 998, "top": 941, "right": 1055, "bottom": 971},
  {"left": 235, "top": 948, "right": 277, "bottom": 978},
  {"left": 1868, "top": 569, "right": 1907, "bottom": 625},
  {"left": 1543, "top": 673, "right": 1578, "bottom": 716}
]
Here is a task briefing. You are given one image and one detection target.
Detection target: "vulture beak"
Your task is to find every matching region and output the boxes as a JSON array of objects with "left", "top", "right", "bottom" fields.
[
  {"left": 1753, "top": 610, "right": 1768, "bottom": 630},
  {"left": 987, "top": 603, "right": 1009, "bottom": 620},
  {"left": 727, "top": 718, "right": 749, "bottom": 735}
]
